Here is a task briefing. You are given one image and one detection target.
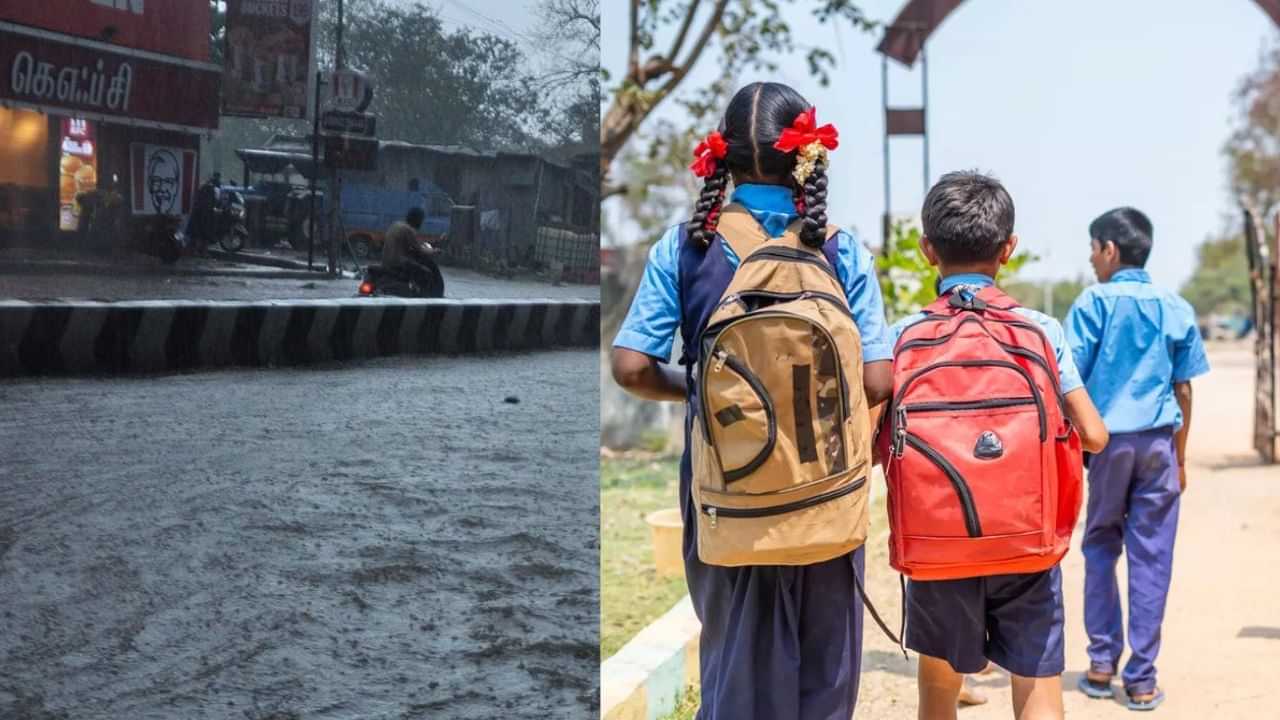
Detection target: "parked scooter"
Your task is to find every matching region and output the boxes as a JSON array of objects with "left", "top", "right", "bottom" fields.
[{"left": 357, "top": 262, "right": 445, "bottom": 298}]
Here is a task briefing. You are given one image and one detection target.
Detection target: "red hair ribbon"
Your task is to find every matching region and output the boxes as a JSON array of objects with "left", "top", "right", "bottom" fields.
[
  {"left": 773, "top": 107, "right": 839, "bottom": 153},
  {"left": 690, "top": 131, "right": 728, "bottom": 178}
]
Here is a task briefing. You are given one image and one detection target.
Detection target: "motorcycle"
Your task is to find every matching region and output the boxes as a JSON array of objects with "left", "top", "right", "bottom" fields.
[
  {"left": 214, "top": 188, "right": 250, "bottom": 253},
  {"left": 143, "top": 214, "right": 187, "bottom": 265},
  {"left": 357, "top": 262, "right": 445, "bottom": 298}
]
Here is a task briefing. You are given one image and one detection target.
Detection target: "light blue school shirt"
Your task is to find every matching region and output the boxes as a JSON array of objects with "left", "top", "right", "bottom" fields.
[
  {"left": 1064, "top": 268, "right": 1209, "bottom": 433},
  {"left": 888, "top": 273, "right": 1084, "bottom": 394},
  {"left": 612, "top": 183, "right": 893, "bottom": 363}
]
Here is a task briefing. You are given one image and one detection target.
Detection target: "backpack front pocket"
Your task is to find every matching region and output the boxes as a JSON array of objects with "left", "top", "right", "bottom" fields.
[{"left": 702, "top": 349, "right": 777, "bottom": 484}]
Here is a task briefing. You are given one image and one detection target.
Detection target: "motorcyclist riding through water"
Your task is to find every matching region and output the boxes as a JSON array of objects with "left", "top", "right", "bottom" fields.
[{"left": 381, "top": 207, "right": 441, "bottom": 292}]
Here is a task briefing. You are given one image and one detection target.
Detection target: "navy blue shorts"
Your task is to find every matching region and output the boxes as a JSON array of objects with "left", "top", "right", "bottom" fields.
[{"left": 905, "top": 566, "right": 1065, "bottom": 678}]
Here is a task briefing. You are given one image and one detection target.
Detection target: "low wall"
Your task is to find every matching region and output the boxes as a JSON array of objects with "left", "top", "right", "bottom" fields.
[{"left": 0, "top": 298, "right": 599, "bottom": 377}]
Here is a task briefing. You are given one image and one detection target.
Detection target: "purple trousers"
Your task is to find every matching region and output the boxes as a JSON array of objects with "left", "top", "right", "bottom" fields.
[{"left": 1081, "top": 428, "right": 1181, "bottom": 695}]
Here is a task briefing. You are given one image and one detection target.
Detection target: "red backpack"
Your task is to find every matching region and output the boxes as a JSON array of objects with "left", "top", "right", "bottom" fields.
[{"left": 878, "top": 285, "right": 1084, "bottom": 581}]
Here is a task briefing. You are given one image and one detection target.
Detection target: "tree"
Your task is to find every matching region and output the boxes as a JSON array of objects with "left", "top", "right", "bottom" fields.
[
  {"left": 1226, "top": 41, "right": 1280, "bottom": 218},
  {"left": 601, "top": 0, "right": 874, "bottom": 195},
  {"left": 532, "top": 0, "right": 601, "bottom": 144},
  {"left": 1180, "top": 232, "right": 1252, "bottom": 317},
  {"left": 875, "top": 221, "right": 1036, "bottom": 323},
  {"left": 329, "top": 0, "right": 543, "bottom": 150},
  {"left": 1004, "top": 277, "right": 1090, "bottom": 321}
]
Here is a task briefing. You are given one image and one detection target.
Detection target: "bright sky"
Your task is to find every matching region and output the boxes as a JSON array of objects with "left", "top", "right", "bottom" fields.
[
  {"left": 426, "top": 0, "right": 538, "bottom": 41},
  {"left": 602, "top": 0, "right": 1276, "bottom": 287}
]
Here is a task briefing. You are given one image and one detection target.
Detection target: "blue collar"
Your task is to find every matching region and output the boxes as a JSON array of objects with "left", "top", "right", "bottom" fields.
[
  {"left": 730, "top": 183, "right": 798, "bottom": 238},
  {"left": 938, "top": 273, "right": 995, "bottom": 295},
  {"left": 1110, "top": 268, "right": 1151, "bottom": 284}
]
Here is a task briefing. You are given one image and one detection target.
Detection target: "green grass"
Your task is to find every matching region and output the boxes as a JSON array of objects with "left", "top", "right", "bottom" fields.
[
  {"left": 600, "top": 455, "right": 690, "bottom": 659},
  {"left": 658, "top": 685, "right": 700, "bottom": 720}
]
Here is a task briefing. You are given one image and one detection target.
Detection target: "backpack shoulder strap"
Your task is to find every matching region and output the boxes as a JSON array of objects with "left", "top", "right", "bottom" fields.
[
  {"left": 714, "top": 203, "right": 768, "bottom": 261},
  {"left": 718, "top": 204, "right": 842, "bottom": 259},
  {"left": 779, "top": 218, "right": 842, "bottom": 251}
]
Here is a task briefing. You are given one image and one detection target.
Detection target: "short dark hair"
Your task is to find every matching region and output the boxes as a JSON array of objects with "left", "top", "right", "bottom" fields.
[
  {"left": 921, "top": 171, "right": 1015, "bottom": 264},
  {"left": 1089, "top": 207, "right": 1152, "bottom": 267},
  {"left": 406, "top": 207, "right": 425, "bottom": 228}
]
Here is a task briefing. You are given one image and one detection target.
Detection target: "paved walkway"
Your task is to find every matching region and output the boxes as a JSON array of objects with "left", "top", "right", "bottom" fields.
[{"left": 855, "top": 344, "right": 1279, "bottom": 718}]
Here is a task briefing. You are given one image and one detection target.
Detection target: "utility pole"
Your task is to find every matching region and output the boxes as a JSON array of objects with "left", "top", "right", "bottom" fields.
[
  {"left": 326, "top": 0, "right": 346, "bottom": 276},
  {"left": 309, "top": 69, "right": 321, "bottom": 271}
]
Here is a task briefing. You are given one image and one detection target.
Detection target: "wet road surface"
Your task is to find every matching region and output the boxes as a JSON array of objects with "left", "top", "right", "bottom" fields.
[
  {"left": 0, "top": 268, "right": 599, "bottom": 302},
  {"left": 0, "top": 351, "right": 599, "bottom": 719}
]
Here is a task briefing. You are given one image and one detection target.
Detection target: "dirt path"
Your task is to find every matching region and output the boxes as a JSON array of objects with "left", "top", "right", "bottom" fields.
[{"left": 856, "top": 345, "right": 1280, "bottom": 718}]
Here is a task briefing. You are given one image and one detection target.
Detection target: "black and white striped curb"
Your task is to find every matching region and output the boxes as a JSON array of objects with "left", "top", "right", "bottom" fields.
[{"left": 0, "top": 299, "right": 600, "bottom": 377}]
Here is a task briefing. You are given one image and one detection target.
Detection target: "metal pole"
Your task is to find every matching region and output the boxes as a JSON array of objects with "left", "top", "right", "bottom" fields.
[
  {"left": 882, "top": 53, "right": 891, "bottom": 247},
  {"left": 921, "top": 41, "right": 930, "bottom": 195},
  {"left": 327, "top": 0, "right": 345, "bottom": 276},
  {"left": 308, "top": 70, "right": 320, "bottom": 271}
]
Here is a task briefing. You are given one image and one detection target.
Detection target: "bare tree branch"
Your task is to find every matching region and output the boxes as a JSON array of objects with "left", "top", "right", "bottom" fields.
[
  {"left": 667, "top": 1, "right": 702, "bottom": 70},
  {"left": 628, "top": 0, "right": 640, "bottom": 78},
  {"left": 661, "top": 0, "right": 728, "bottom": 97}
]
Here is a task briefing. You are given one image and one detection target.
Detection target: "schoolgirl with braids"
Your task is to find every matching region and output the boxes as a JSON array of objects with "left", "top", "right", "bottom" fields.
[{"left": 612, "top": 82, "right": 894, "bottom": 719}]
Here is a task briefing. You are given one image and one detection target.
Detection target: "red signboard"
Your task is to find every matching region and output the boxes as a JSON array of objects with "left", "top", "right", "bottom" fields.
[
  {"left": 0, "top": 27, "right": 220, "bottom": 131},
  {"left": 0, "top": 1, "right": 210, "bottom": 62},
  {"left": 222, "top": 0, "right": 315, "bottom": 119}
]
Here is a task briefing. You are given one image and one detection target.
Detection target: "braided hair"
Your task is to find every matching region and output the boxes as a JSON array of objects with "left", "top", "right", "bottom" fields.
[
  {"left": 689, "top": 161, "right": 729, "bottom": 246},
  {"left": 688, "top": 82, "right": 829, "bottom": 248},
  {"left": 799, "top": 158, "right": 828, "bottom": 247}
]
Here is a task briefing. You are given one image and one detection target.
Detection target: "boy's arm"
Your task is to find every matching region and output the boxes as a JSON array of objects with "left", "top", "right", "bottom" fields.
[
  {"left": 1174, "top": 382, "right": 1192, "bottom": 491},
  {"left": 1064, "top": 388, "right": 1109, "bottom": 454},
  {"left": 863, "top": 360, "right": 893, "bottom": 407},
  {"left": 611, "top": 348, "right": 686, "bottom": 403}
]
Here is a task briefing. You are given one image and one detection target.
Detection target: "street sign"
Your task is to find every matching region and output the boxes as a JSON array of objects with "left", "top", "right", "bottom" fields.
[
  {"left": 326, "top": 68, "right": 372, "bottom": 112},
  {"left": 321, "top": 110, "right": 376, "bottom": 137},
  {"left": 323, "top": 134, "right": 377, "bottom": 171}
]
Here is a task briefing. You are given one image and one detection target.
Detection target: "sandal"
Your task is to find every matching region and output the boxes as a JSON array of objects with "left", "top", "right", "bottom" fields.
[
  {"left": 1126, "top": 688, "right": 1165, "bottom": 711},
  {"left": 1077, "top": 673, "right": 1115, "bottom": 699}
]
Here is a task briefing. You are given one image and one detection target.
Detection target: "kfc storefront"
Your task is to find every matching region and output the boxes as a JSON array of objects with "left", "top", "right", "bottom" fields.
[{"left": 0, "top": 2, "right": 220, "bottom": 248}]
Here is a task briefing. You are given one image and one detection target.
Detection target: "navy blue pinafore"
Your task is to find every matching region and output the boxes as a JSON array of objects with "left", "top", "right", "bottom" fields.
[{"left": 676, "top": 223, "right": 866, "bottom": 720}]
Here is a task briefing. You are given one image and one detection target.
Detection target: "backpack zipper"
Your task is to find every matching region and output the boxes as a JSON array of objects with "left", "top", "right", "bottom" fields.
[
  {"left": 741, "top": 246, "right": 840, "bottom": 281},
  {"left": 898, "top": 318, "right": 1068, "bottom": 426},
  {"left": 704, "top": 350, "right": 779, "bottom": 483},
  {"left": 903, "top": 433, "right": 983, "bottom": 538},
  {"left": 716, "top": 289, "right": 853, "bottom": 319},
  {"left": 892, "top": 360, "right": 1046, "bottom": 441},
  {"left": 702, "top": 476, "right": 867, "bottom": 528},
  {"left": 701, "top": 309, "right": 851, "bottom": 441},
  {"left": 902, "top": 397, "right": 1036, "bottom": 413}
]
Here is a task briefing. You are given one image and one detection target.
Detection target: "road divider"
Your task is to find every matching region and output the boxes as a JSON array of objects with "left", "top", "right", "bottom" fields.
[{"left": 0, "top": 298, "right": 600, "bottom": 377}]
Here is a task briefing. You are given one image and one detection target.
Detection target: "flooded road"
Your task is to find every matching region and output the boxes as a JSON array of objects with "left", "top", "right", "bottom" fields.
[
  {"left": 0, "top": 351, "right": 599, "bottom": 719},
  {"left": 0, "top": 267, "right": 599, "bottom": 302}
]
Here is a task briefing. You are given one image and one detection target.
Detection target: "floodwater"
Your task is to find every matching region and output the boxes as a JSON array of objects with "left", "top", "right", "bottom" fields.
[
  {"left": 0, "top": 351, "right": 599, "bottom": 719},
  {"left": 0, "top": 268, "right": 599, "bottom": 302}
]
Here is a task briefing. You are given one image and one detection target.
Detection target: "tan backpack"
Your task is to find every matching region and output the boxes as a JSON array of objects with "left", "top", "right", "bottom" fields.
[{"left": 691, "top": 204, "right": 872, "bottom": 567}]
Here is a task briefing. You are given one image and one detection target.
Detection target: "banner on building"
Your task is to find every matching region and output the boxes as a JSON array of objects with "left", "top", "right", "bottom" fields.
[
  {"left": 129, "top": 144, "right": 198, "bottom": 216},
  {"left": 0, "top": 1, "right": 211, "bottom": 62},
  {"left": 0, "top": 25, "right": 221, "bottom": 132},
  {"left": 58, "top": 118, "right": 98, "bottom": 231},
  {"left": 222, "top": 0, "right": 316, "bottom": 119}
]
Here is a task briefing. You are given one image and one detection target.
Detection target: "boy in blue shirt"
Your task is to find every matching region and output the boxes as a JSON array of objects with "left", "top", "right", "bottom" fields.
[
  {"left": 1067, "top": 207, "right": 1209, "bottom": 711},
  {"left": 888, "top": 171, "right": 1109, "bottom": 720}
]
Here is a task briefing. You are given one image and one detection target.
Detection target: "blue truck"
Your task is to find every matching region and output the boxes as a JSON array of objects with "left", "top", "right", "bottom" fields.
[{"left": 330, "top": 181, "right": 453, "bottom": 259}]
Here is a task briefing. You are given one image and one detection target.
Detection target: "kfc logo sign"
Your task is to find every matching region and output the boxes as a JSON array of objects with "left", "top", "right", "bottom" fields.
[{"left": 90, "top": 0, "right": 144, "bottom": 13}]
